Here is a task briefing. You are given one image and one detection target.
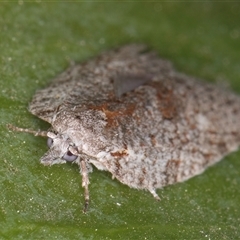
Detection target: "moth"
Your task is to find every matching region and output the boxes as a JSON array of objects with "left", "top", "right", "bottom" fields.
[{"left": 9, "top": 44, "right": 240, "bottom": 212}]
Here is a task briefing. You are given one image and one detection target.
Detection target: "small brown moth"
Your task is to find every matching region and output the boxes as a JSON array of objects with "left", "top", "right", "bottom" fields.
[{"left": 9, "top": 45, "right": 240, "bottom": 212}]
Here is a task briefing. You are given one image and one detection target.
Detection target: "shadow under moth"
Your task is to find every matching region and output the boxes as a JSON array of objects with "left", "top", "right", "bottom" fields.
[{"left": 9, "top": 44, "right": 240, "bottom": 212}]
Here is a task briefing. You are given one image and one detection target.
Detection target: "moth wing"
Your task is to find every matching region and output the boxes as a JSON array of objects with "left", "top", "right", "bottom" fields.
[
  {"left": 91, "top": 70, "right": 240, "bottom": 193},
  {"left": 100, "top": 134, "right": 240, "bottom": 194},
  {"left": 29, "top": 44, "right": 173, "bottom": 123}
]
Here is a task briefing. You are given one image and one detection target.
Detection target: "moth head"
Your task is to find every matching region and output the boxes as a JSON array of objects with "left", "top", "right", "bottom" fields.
[{"left": 40, "top": 132, "right": 78, "bottom": 166}]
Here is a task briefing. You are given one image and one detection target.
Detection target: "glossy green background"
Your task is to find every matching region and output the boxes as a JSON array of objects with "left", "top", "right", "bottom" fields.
[{"left": 1, "top": 2, "right": 240, "bottom": 239}]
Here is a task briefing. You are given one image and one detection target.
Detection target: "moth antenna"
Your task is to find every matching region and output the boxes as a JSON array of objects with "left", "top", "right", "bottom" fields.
[
  {"left": 7, "top": 124, "right": 48, "bottom": 137},
  {"left": 79, "top": 158, "right": 90, "bottom": 213}
]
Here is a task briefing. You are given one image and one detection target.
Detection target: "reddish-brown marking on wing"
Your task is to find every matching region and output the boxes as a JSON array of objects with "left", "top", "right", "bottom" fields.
[
  {"left": 89, "top": 101, "right": 136, "bottom": 127},
  {"left": 149, "top": 134, "right": 157, "bottom": 147},
  {"left": 110, "top": 149, "right": 129, "bottom": 158},
  {"left": 149, "top": 82, "right": 177, "bottom": 119}
]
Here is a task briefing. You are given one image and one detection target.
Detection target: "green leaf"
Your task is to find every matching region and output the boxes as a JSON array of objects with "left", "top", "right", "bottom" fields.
[{"left": 1, "top": 2, "right": 240, "bottom": 239}]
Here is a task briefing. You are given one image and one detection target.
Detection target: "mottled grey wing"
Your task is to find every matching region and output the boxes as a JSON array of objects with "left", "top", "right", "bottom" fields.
[
  {"left": 29, "top": 44, "right": 172, "bottom": 123},
  {"left": 94, "top": 72, "right": 240, "bottom": 191}
]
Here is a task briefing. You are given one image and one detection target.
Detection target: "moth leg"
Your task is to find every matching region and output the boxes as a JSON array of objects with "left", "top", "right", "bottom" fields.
[
  {"left": 149, "top": 188, "right": 161, "bottom": 201},
  {"left": 79, "top": 158, "right": 90, "bottom": 213},
  {"left": 7, "top": 124, "right": 48, "bottom": 137}
]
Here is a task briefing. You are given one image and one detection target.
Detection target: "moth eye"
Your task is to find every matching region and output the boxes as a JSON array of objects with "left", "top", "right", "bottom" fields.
[
  {"left": 47, "top": 137, "right": 53, "bottom": 148},
  {"left": 63, "top": 150, "right": 78, "bottom": 162}
]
